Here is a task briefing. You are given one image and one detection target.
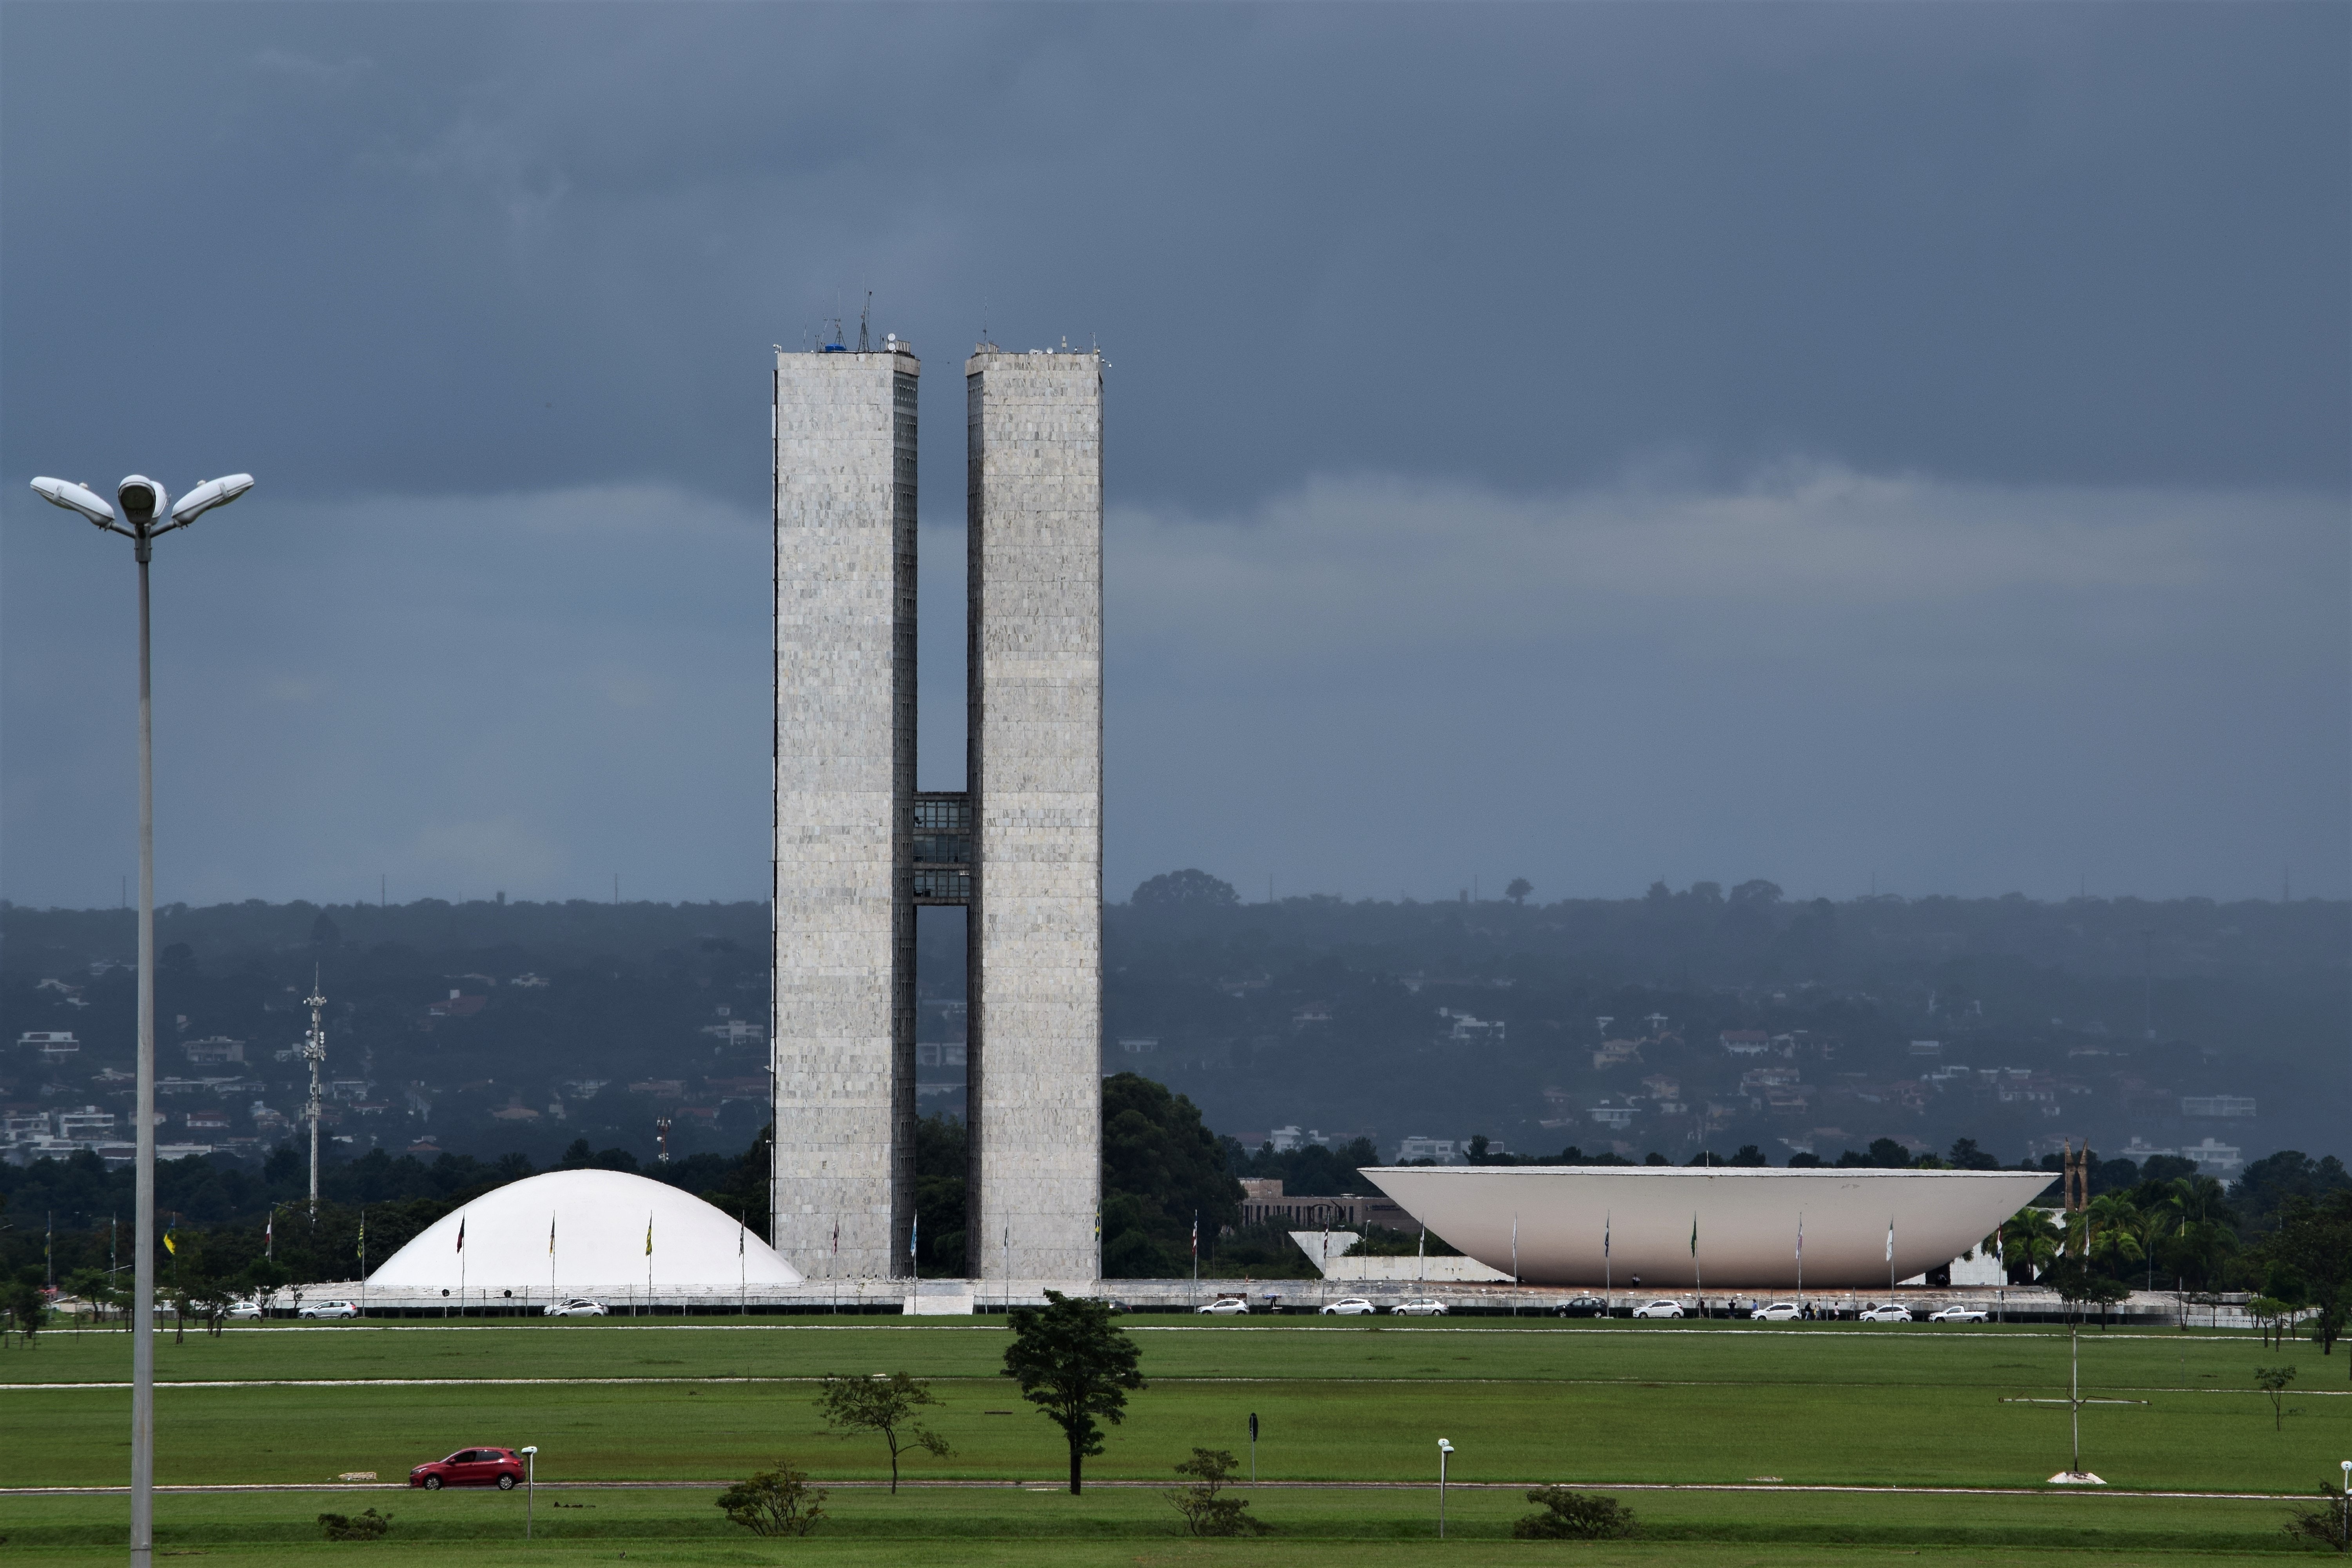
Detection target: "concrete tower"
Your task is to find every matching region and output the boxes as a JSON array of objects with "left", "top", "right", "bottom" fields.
[
  {"left": 770, "top": 338, "right": 920, "bottom": 1280},
  {"left": 965, "top": 347, "right": 1104, "bottom": 1288}
]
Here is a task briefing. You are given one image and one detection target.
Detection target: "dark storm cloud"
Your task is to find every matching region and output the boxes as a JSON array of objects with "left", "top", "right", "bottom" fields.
[{"left": 2, "top": 4, "right": 2345, "bottom": 906}]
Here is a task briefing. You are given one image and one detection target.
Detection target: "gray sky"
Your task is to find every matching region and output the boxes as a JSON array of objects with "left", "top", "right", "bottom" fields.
[{"left": 4, "top": 3, "right": 2345, "bottom": 909}]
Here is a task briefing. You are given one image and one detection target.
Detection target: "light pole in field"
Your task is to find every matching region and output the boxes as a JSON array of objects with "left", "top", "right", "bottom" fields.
[
  {"left": 33, "top": 470, "right": 254, "bottom": 1568},
  {"left": 521, "top": 1446, "right": 539, "bottom": 1538},
  {"left": 1436, "top": 1437, "right": 1454, "bottom": 1538}
]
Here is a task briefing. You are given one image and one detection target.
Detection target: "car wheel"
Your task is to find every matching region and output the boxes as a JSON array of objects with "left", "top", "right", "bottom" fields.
[
  {"left": 498, "top": 1474, "right": 516, "bottom": 1490},
  {"left": 423, "top": 1476, "right": 443, "bottom": 1491}
]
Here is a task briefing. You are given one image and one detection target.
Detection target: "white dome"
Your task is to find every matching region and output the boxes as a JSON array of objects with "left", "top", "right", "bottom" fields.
[{"left": 367, "top": 1169, "right": 802, "bottom": 1293}]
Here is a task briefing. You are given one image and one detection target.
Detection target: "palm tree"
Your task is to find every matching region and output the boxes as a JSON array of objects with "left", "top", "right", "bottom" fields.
[
  {"left": 2085, "top": 1194, "right": 2145, "bottom": 1278},
  {"left": 2000, "top": 1207, "right": 2061, "bottom": 1283}
]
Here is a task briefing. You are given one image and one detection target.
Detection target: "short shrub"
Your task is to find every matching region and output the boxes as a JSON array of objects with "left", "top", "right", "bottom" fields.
[
  {"left": 1165, "top": 1446, "right": 1270, "bottom": 1537},
  {"left": 316, "top": 1508, "right": 393, "bottom": 1541},
  {"left": 717, "top": 1460, "right": 827, "bottom": 1537},
  {"left": 1512, "top": 1486, "right": 1635, "bottom": 1540}
]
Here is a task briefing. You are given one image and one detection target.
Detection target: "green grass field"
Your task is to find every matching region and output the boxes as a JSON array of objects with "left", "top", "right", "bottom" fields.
[{"left": 4, "top": 1316, "right": 2346, "bottom": 1564}]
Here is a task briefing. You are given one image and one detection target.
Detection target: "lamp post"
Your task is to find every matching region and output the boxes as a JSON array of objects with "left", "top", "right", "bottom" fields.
[
  {"left": 521, "top": 1445, "right": 539, "bottom": 1538},
  {"left": 32, "top": 470, "right": 253, "bottom": 1568},
  {"left": 2339, "top": 1460, "right": 2350, "bottom": 1552},
  {"left": 1436, "top": 1437, "right": 1454, "bottom": 1538}
]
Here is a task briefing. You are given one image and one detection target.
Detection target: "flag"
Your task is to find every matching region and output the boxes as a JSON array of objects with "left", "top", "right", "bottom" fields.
[
  {"left": 737, "top": 1213, "right": 745, "bottom": 1257},
  {"left": 163, "top": 1216, "right": 176, "bottom": 1257},
  {"left": 1191, "top": 1212, "right": 1198, "bottom": 1261},
  {"left": 357, "top": 1209, "right": 367, "bottom": 1261},
  {"left": 1603, "top": 1213, "right": 1610, "bottom": 1258},
  {"left": 910, "top": 1213, "right": 918, "bottom": 1262},
  {"left": 549, "top": 1214, "right": 557, "bottom": 1256},
  {"left": 265, "top": 1212, "right": 274, "bottom": 1250},
  {"left": 831, "top": 1220, "right": 839, "bottom": 1258},
  {"left": 645, "top": 1213, "right": 654, "bottom": 1257},
  {"left": 1886, "top": 1220, "right": 1894, "bottom": 1263},
  {"left": 1796, "top": 1214, "right": 1803, "bottom": 1261},
  {"left": 1690, "top": 1214, "right": 1698, "bottom": 1257},
  {"left": 456, "top": 1216, "right": 465, "bottom": 1253}
]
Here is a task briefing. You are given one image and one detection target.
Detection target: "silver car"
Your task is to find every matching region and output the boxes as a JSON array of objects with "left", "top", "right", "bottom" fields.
[
  {"left": 1319, "top": 1297, "right": 1377, "bottom": 1316},
  {"left": 296, "top": 1299, "right": 361, "bottom": 1319},
  {"left": 542, "top": 1298, "right": 609, "bottom": 1318},
  {"left": 1858, "top": 1303, "right": 1913, "bottom": 1323},
  {"left": 1751, "top": 1301, "right": 1804, "bottom": 1321},
  {"left": 1195, "top": 1297, "right": 1250, "bottom": 1316},
  {"left": 1390, "top": 1298, "right": 1449, "bottom": 1316},
  {"left": 1926, "top": 1305, "right": 1988, "bottom": 1323},
  {"left": 1631, "top": 1299, "right": 1686, "bottom": 1319}
]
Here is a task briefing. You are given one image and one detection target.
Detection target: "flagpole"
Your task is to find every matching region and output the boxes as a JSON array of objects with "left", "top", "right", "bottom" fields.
[
  {"left": 1796, "top": 1212, "right": 1804, "bottom": 1314},
  {"left": 1510, "top": 1214, "right": 1519, "bottom": 1317},
  {"left": 1603, "top": 1212, "right": 1610, "bottom": 1314}
]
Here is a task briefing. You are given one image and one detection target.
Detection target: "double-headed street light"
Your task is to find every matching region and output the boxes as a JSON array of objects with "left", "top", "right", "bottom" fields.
[{"left": 33, "top": 469, "right": 253, "bottom": 1568}]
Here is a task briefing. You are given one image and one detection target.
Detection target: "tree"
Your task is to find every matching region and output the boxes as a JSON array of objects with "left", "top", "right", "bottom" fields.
[
  {"left": 1948, "top": 1138, "right": 2000, "bottom": 1171},
  {"left": 1165, "top": 1447, "right": 1269, "bottom": 1536},
  {"left": 1101, "top": 1074, "right": 1241, "bottom": 1278},
  {"left": 1002, "top": 1290, "right": 1146, "bottom": 1494},
  {"left": 1504, "top": 878, "right": 1532, "bottom": 906},
  {"left": 2255, "top": 1365, "right": 2297, "bottom": 1431},
  {"left": 1513, "top": 1487, "right": 1636, "bottom": 1539},
  {"left": 2000, "top": 1207, "right": 2061, "bottom": 1283},
  {"left": 1131, "top": 870, "right": 1239, "bottom": 909},
  {"left": 815, "top": 1373, "right": 951, "bottom": 1494},
  {"left": 316, "top": 1508, "right": 392, "bottom": 1541},
  {"left": 716, "top": 1461, "right": 826, "bottom": 1537},
  {"left": 2282, "top": 1480, "right": 2350, "bottom": 1552},
  {"left": 2259, "top": 1191, "right": 2352, "bottom": 1369}
]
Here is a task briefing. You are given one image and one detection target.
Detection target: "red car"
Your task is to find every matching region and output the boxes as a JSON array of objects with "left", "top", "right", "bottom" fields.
[{"left": 410, "top": 1446, "right": 524, "bottom": 1490}]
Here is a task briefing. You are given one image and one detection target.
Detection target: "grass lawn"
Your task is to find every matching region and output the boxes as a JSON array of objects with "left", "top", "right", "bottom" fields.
[
  {"left": 0, "top": 1483, "right": 2327, "bottom": 1566},
  {"left": 5, "top": 1318, "right": 2345, "bottom": 1563}
]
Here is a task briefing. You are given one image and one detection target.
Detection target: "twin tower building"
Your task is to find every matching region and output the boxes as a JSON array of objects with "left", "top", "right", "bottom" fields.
[{"left": 770, "top": 334, "right": 1103, "bottom": 1288}]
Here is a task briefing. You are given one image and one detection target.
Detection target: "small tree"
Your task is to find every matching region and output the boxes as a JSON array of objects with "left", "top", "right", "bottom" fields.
[
  {"left": 1504, "top": 878, "right": 1533, "bottom": 906},
  {"left": 716, "top": 1460, "right": 826, "bottom": 1537},
  {"left": 1002, "top": 1290, "right": 1146, "bottom": 1495},
  {"left": 815, "top": 1372, "right": 951, "bottom": 1494},
  {"left": 2283, "top": 1481, "right": 2350, "bottom": 1552},
  {"left": 317, "top": 1508, "right": 393, "bottom": 1541},
  {"left": 2255, "top": 1365, "right": 2297, "bottom": 1431},
  {"left": 1514, "top": 1487, "right": 1637, "bottom": 1539},
  {"left": 1165, "top": 1447, "right": 1269, "bottom": 1537}
]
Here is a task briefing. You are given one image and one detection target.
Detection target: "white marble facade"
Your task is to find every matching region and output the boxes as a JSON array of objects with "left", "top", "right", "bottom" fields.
[
  {"left": 771, "top": 345, "right": 918, "bottom": 1279},
  {"left": 966, "top": 349, "right": 1105, "bottom": 1287}
]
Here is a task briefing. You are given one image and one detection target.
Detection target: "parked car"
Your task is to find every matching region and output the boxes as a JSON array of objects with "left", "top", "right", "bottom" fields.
[
  {"left": 1926, "top": 1305, "right": 1989, "bottom": 1323},
  {"left": 297, "top": 1300, "right": 361, "bottom": 1319},
  {"left": 1631, "top": 1299, "right": 1686, "bottom": 1319},
  {"left": 1552, "top": 1296, "right": 1608, "bottom": 1318},
  {"left": 410, "top": 1446, "right": 525, "bottom": 1490},
  {"left": 1320, "top": 1297, "right": 1377, "bottom": 1316},
  {"left": 541, "top": 1298, "right": 608, "bottom": 1318},
  {"left": 1390, "top": 1298, "right": 1449, "bottom": 1316},
  {"left": 226, "top": 1300, "right": 265, "bottom": 1320},
  {"left": 1751, "top": 1301, "right": 1805, "bottom": 1322},
  {"left": 1858, "top": 1304, "right": 1914, "bottom": 1323},
  {"left": 1196, "top": 1297, "right": 1251, "bottom": 1316}
]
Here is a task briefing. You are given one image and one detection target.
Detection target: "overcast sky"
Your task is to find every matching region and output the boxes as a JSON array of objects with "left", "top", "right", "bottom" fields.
[{"left": 3, "top": 3, "right": 2345, "bottom": 910}]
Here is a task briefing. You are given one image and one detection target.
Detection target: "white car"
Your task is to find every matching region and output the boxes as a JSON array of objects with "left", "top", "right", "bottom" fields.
[
  {"left": 296, "top": 1300, "right": 361, "bottom": 1319},
  {"left": 542, "top": 1298, "right": 609, "bottom": 1318},
  {"left": 1858, "top": 1304, "right": 1913, "bottom": 1323},
  {"left": 1751, "top": 1301, "right": 1804, "bottom": 1322},
  {"left": 227, "top": 1300, "right": 265, "bottom": 1320},
  {"left": 1390, "top": 1298, "right": 1449, "bottom": 1316},
  {"left": 1196, "top": 1297, "right": 1251, "bottom": 1316},
  {"left": 1926, "top": 1305, "right": 1989, "bottom": 1323},
  {"left": 1319, "top": 1298, "right": 1377, "bottom": 1316},
  {"left": 1631, "top": 1299, "right": 1686, "bottom": 1319}
]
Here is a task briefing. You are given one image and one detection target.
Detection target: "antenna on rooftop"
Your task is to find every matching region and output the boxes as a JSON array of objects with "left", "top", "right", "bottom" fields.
[{"left": 858, "top": 292, "right": 871, "bottom": 353}]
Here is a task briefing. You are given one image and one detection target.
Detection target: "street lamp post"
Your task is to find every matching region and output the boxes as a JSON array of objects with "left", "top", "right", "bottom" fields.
[
  {"left": 521, "top": 1446, "right": 539, "bottom": 1538},
  {"left": 33, "top": 471, "right": 253, "bottom": 1568},
  {"left": 1436, "top": 1437, "right": 1454, "bottom": 1538}
]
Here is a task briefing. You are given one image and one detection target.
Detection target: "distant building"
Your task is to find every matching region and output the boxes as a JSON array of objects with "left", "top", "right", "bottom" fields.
[
  {"left": 1396, "top": 1135, "right": 1463, "bottom": 1164},
  {"left": 2120, "top": 1136, "right": 2244, "bottom": 1178},
  {"left": 1115, "top": 1038, "right": 1158, "bottom": 1056},
  {"left": 1439, "top": 1010, "right": 1506, "bottom": 1045},
  {"left": 183, "top": 1036, "right": 245, "bottom": 1065},
  {"left": 1906, "top": 1040, "right": 1942, "bottom": 1058},
  {"left": 56, "top": 1105, "right": 116, "bottom": 1140},
  {"left": 18, "top": 1031, "right": 80, "bottom": 1060},
  {"left": 2179, "top": 1095, "right": 2256, "bottom": 1118},
  {"left": 1586, "top": 1102, "right": 1638, "bottom": 1131},
  {"left": 1592, "top": 1038, "right": 1644, "bottom": 1070},
  {"left": 427, "top": 991, "right": 486, "bottom": 1019},
  {"left": 1720, "top": 1030, "right": 1772, "bottom": 1056}
]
